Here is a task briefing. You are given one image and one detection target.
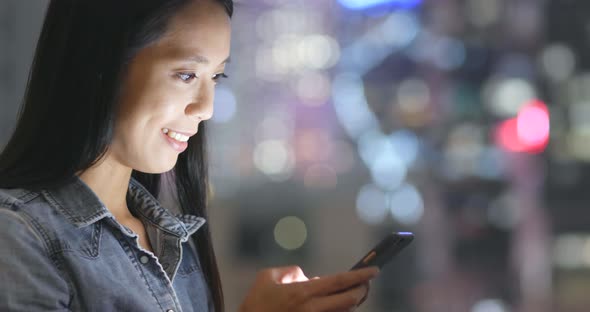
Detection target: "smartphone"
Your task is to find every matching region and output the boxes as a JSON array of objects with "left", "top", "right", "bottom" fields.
[{"left": 350, "top": 232, "right": 414, "bottom": 270}]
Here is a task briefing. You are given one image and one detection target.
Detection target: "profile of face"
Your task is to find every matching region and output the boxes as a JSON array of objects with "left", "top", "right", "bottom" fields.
[{"left": 110, "top": 0, "right": 231, "bottom": 174}]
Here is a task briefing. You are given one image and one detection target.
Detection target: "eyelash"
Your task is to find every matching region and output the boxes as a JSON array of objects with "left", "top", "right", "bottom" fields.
[{"left": 176, "top": 72, "right": 228, "bottom": 84}]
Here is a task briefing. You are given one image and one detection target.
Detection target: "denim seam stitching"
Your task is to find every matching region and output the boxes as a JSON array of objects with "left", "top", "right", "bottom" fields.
[
  {"left": 41, "top": 190, "right": 105, "bottom": 225},
  {"left": 128, "top": 182, "right": 187, "bottom": 237},
  {"left": 15, "top": 209, "right": 75, "bottom": 306}
]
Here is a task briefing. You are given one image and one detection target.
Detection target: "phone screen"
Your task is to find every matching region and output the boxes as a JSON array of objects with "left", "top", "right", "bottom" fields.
[{"left": 350, "top": 232, "right": 414, "bottom": 270}]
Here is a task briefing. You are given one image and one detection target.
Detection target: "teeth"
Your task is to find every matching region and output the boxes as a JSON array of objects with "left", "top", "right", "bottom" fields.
[{"left": 162, "top": 128, "right": 189, "bottom": 142}]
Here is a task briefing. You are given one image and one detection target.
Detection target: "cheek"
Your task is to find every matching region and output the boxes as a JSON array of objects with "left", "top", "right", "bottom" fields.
[{"left": 112, "top": 122, "right": 178, "bottom": 173}]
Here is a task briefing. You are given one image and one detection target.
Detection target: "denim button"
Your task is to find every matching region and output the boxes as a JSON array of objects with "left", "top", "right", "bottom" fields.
[
  {"left": 166, "top": 310, "right": 174, "bottom": 312},
  {"left": 140, "top": 256, "right": 149, "bottom": 264}
]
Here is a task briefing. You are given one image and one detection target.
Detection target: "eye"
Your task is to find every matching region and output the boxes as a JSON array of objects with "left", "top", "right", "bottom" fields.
[
  {"left": 176, "top": 72, "right": 197, "bottom": 83},
  {"left": 212, "top": 73, "right": 228, "bottom": 83}
]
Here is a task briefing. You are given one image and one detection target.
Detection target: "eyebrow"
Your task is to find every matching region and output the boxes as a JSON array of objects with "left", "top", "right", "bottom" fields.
[{"left": 185, "top": 55, "right": 231, "bottom": 65}]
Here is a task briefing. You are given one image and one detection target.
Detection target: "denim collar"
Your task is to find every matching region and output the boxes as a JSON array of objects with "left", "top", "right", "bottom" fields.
[{"left": 41, "top": 175, "right": 205, "bottom": 240}]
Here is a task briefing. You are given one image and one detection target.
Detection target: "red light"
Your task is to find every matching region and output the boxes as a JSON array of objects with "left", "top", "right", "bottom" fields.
[
  {"left": 495, "top": 99, "right": 550, "bottom": 154},
  {"left": 496, "top": 119, "right": 526, "bottom": 152}
]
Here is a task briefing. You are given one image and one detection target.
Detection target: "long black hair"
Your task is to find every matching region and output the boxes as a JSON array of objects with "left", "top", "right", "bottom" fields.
[{"left": 0, "top": 0, "right": 233, "bottom": 311}]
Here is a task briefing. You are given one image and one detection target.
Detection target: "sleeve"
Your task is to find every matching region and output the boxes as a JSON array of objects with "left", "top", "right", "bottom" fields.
[{"left": 0, "top": 209, "right": 71, "bottom": 311}]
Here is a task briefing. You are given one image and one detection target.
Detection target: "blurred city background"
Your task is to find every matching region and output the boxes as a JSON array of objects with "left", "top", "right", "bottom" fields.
[{"left": 0, "top": 0, "right": 588, "bottom": 311}]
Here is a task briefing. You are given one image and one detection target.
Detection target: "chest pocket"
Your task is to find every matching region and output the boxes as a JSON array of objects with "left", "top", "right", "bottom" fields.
[{"left": 176, "top": 241, "right": 203, "bottom": 276}]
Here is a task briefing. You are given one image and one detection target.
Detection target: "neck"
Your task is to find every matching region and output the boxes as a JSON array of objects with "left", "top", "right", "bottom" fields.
[{"left": 77, "top": 152, "right": 134, "bottom": 220}]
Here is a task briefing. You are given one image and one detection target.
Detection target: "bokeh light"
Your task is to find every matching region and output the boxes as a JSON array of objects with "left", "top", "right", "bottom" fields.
[
  {"left": 407, "top": 33, "right": 466, "bottom": 71},
  {"left": 397, "top": 78, "right": 431, "bottom": 115},
  {"left": 370, "top": 152, "right": 407, "bottom": 191},
  {"left": 516, "top": 100, "right": 550, "bottom": 146},
  {"left": 495, "top": 99, "right": 550, "bottom": 154},
  {"left": 298, "top": 35, "right": 341, "bottom": 70},
  {"left": 338, "top": 0, "right": 422, "bottom": 10},
  {"left": 471, "top": 299, "right": 509, "bottom": 312},
  {"left": 358, "top": 130, "right": 407, "bottom": 190},
  {"left": 390, "top": 130, "right": 420, "bottom": 167},
  {"left": 540, "top": 43, "right": 576, "bottom": 83},
  {"left": 344, "top": 11, "right": 420, "bottom": 72},
  {"left": 466, "top": 0, "right": 501, "bottom": 28},
  {"left": 332, "top": 72, "right": 379, "bottom": 139},
  {"left": 256, "top": 9, "right": 319, "bottom": 41},
  {"left": 356, "top": 184, "right": 390, "bottom": 225},
  {"left": 272, "top": 34, "right": 305, "bottom": 72},
  {"left": 553, "top": 234, "right": 588, "bottom": 269},
  {"left": 433, "top": 37, "right": 467, "bottom": 71},
  {"left": 485, "top": 78, "right": 537, "bottom": 117},
  {"left": 375, "top": 11, "right": 420, "bottom": 48},
  {"left": 389, "top": 183, "right": 424, "bottom": 225},
  {"left": 274, "top": 216, "right": 308, "bottom": 250},
  {"left": 253, "top": 140, "right": 295, "bottom": 181}
]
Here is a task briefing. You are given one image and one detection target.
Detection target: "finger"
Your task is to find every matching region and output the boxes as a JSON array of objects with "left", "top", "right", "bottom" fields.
[
  {"left": 306, "top": 267, "right": 379, "bottom": 296},
  {"left": 357, "top": 281, "right": 370, "bottom": 305},
  {"left": 309, "top": 284, "right": 369, "bottom": 311}
]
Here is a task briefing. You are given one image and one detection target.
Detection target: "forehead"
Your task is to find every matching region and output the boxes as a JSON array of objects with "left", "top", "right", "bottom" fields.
[{"left": 153, "top": 0, "right": 231, "bottom": 63}]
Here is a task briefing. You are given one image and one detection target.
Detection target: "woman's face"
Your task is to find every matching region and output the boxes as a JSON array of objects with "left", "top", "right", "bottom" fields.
[{"left": 111, "top": 0, "right": 231, "bottom": 173}]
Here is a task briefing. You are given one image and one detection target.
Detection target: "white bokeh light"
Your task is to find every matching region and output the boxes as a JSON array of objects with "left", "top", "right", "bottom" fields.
[
  {"left": 390, "top": 130, "right": 420, "bottom": 167},
  {"left": 298, "top": 34, "right": 341, "bottom": 70},
  {"left": 358, "top": 130, "right": 407, "bottom": 190},
  {"left": 485, "top": 77, "right": 537, "bottom": 117},
  {"left": 389, "top": 183, "right": 424, "bottom": 225},
  {"left": 332, "top": 73, "right": 379, "bottom": 139},
  {"left": 370, "top": 152, "right": 407, "bottom": 191},
  {"left": 356, "top": 184, "right": 389, "bottom": 225},
  {"left": 253, "top": 140, "right": 295, "bottom": 181}
]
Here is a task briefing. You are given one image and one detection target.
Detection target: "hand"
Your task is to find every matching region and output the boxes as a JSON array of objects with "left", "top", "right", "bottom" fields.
[{"left": 238, "top": 266, "right": 379, "bottom": 312}]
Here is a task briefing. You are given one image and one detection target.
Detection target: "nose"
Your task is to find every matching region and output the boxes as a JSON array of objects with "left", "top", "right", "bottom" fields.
[{"left": 185, "top": 80, "right": 214, "bottom": 121}]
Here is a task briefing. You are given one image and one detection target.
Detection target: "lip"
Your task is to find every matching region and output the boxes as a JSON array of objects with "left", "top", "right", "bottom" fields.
[
  {"left": 162, "top": 132, "right": 188, "bottom": 153},
  {"left": 164, "top": 128, "right": 198, "bottom": 137}
]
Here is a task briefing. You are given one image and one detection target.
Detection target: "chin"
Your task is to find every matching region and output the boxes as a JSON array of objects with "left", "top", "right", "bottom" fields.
[{"left": 137, "top": 157, "right": 178, "bottom": 174}]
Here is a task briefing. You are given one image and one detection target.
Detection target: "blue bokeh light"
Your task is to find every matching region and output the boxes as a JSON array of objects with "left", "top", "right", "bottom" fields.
[{"left": 338, "top": 0, "right": 422, "bottom": 10}]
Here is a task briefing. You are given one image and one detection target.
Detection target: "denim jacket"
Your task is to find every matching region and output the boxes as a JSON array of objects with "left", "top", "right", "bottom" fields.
[{"left": 0, "top": 176, "right": 213, "bottom": 312}]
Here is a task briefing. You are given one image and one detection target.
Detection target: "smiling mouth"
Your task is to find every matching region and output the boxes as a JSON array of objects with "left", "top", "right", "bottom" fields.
[{"left": 162, "top": 128, "right": 191, "bottom": 142}]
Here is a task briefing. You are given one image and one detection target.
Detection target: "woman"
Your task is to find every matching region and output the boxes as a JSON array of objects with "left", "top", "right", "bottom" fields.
[{"left": 0, "top": 0, "right": 379, "bottom": 311}]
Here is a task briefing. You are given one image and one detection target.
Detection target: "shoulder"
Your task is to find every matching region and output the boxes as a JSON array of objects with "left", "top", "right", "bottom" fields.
[
  {"left": 0, "top": 187, "right": 50, "bottom": 247},
  {"left": 0, "top": 187, "right": 71, "bottom": 255},
  {"left": 0, "top": 186, "right": 73, "bottom": 229},
  {"left": 0, "top": 186, "right": 93, "bottom": 265},
  {"left": 0, "top": 185, "right": 107, "bottom": 260},
  {"left": 0, "top": 188, "right": 72, "bottom": 310},
  {"left": 0, "top": 187, "right": 41, "bottom": 210}
]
